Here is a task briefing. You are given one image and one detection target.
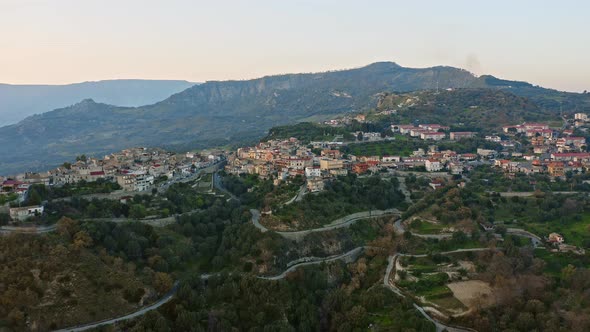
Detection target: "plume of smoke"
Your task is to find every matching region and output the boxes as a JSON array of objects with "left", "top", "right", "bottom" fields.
[{"left": 465, "top": 54, "right": 482, "bottom": 75}]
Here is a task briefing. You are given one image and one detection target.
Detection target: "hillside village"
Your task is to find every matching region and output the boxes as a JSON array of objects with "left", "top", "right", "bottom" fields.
[
  {"left": 226, "top": 112, "right": 590, "bottom": 192},
  {"left": 0, "top": 147, "right": 224, "bottom": 222},
  {"left": 5, "top": 109, "right": 590, "bottom": 225}
]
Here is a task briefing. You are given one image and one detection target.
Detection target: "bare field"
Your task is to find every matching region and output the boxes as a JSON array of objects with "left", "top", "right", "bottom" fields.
[{"left": 447, "top": 280, "right": 494, "bottom": 308}]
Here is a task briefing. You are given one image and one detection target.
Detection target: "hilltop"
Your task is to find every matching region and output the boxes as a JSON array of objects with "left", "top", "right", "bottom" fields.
[
  {"left": 1, "top": 62, "right": 589, "bottom": 174},
  {"left": 0, "top": 79, "right": 196, "bottom": 126}
]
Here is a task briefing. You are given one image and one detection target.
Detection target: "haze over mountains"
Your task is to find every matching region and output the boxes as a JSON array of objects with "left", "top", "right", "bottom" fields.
[
  {"left": 0, "top": 79, "right": 196, "bottom": 126},
  {"left": 1, "top": 62, "right": 589, "bottom": 175}
]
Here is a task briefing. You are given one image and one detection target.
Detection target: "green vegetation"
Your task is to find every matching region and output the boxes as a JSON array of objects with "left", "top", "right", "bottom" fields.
[
  {"left": 342, "top": 139, "right": 426, "bottom": 157},
  {"left": 409, "top": 219, "right": 449, "bottom": 234},
  {"left": 120, "top": 252, "right": 435, "bottom": 331},
  {"left": 534, "top": 249, "right": 590, "bottom": 276},
  {"left": 40, "top": 181, "right": 220, "bottom": 224},
  {"left": 265, "top": 122, "right": 354, "bottom": 142},
  {"left": 399, "top": 272, "right": 450, "bottom": 295},
  {"left": 0, "top": 220, "right": 161, "bottom": 331},
  {"left": 377, "top": 89, "right": 557, "bottom": 133},
  {"left": 266, "top": 174, "right": 406, "bottom": 230},
  {"left": 26, "top": 180, "right": 122, "bottom": 203}
]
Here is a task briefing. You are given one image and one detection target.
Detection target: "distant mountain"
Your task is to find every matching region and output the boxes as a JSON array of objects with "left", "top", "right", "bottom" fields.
[
  {"left": 0, "top": 62, "right": 589, "bottom": 175},
  {"left": 0, "top": 79, "right": 196, "bottom": 126}
]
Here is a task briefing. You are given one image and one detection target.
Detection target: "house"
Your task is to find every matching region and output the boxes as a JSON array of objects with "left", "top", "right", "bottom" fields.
[
  {"left": 352, "top": 163, "right": 370, "bottom": 174},
  {"left": 531, "top": 136, "right": 545, "bottom": 146},
  {"left": 355, "top": 114, "right": 366, "bottom": 122},
  {"left": 557, "top": 137, "right": 586, "bottom": 148},
  {"left": 382, "top": 156, "right": 400, "bottom": 163},
  {"left": 321, "top": 149, "right": 341, "bottom": 159},
  {"left": 319, "top": 158, "right": 343, "bottom": 171},
  {"left": 563, "top": 129, "right": 574, "bottom": 136},
  {"left": 392, "top": 124, "right": 416, "bottom": 134},
  {"left": 420, "top": 132, "right": 445, "bottom": 141},
  {"left": 485, "top": 135, "right": 502, "bottom": 142},
  {"left": 425, "top": 159, "right": 443, "bottom": 172},
  {"left": 477, "top": 148, "right": 497, "bottom": 158},
  {"left": 525, "top": 128, "right": 553, "bottom": 138},
  {"left": 9, "top": 205, "right": 44, "bottom": 222},
  {"left": 306, "top": 177, "right": 325, "bottom": 192},
  {"left": 410, "top": 128, "right": 429, "bottom": 137},
  {"left": 448, "top": 162, "right": 464, "bottom": 175},
  {"left": 499, "top": 141, "right": 516, "bottom": 149},
  {"left": 450, "top": 132, "right": 476, "bottom": 140},
  {"left": 575, "top": 113, "right": 588, "bottom": 121},
  {"left": 460, "top": 153, "right": 477, "bottom": 161},
  {"left": 548, "top": 233, "right": 564, "bottom": 244},
  {"left": 419, "top": 124, "right": 450, "bottom": 131},
  {"left": 551, "top": 152, "right": 590, "bottom": 162},
  {"left": 429, "top": 179, "right": 444, "bottom": 190},
  {"left": 305, "top": 167, "right": 321, "bottom": 178},
  {"left": 116, "top": 172, "right": 155, "bottom": 192}
]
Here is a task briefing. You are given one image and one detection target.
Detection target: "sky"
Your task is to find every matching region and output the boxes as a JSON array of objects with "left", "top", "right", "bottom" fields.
[{"left": 1, "top": 0, "right": 589, "bottom": 92}]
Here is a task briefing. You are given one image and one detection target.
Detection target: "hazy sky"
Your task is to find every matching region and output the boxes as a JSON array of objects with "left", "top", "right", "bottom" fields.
[{"left": 1, "top": 0, "right": 589, "bottom": 92}]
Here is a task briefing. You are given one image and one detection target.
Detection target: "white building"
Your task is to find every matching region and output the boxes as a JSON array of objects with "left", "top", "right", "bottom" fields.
[
  {"left": 421, "top": 132, "right": 445, "bottom": 141},
  {"left": 425, "top": 159, "right": 443, "bottom": 172},
  {"left": 9, "top": 205, "right": 44, "bottom": 222},
  {"left": 305, "top": 167, "right": 321, "bottom": 178}
]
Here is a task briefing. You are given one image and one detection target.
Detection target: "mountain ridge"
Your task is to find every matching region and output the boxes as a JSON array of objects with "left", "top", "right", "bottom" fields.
[{"left": 0, "top": 79, "right": 197, "bottom": 126}]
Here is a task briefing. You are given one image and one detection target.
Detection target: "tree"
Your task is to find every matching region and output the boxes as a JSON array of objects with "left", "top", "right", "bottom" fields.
[
  {"left": 27, "top": 189, "right": 42, "bottom": 205},
  {"left": 129, "top": 204, "right": 147, "bottom": 219},
  {"left": 126, "top": 240, "right": 142, "bottom": 259},
  {"left": 73, "top": 231, "right": 93, "bottom": 249},
  {"left": 0, "top": 213, "right": 10, "bottom": 226},
  {"left": 57, "top": 217, "right": 79, "bottom": 240},
  {"left": 154, "top": 272, "right": 173, "bottom": 295}
]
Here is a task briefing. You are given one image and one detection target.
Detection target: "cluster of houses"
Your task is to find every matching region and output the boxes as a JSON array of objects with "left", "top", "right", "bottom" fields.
[
  {"left": 0, "top": 147, "right": 223, "bottom": 223},
  {"left": 494, "top": 119, "right": 590, "bottom": 178},
  {"left": 225, "top": 136, "right": 480, "bottom": 194},
  {"left": 391, "top": 123, "right": 479, "bottom": 141}
]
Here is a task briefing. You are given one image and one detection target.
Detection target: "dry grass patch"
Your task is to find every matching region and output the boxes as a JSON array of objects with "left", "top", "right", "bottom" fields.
[{"left": 447, "top": 280, "right": 494, "bottom": 308}]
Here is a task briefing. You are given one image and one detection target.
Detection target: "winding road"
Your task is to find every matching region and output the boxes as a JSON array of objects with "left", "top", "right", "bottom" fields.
[
  {"left": 55, "top": 282, "right": 180, "bottom": 332},
  {"left": 0, "top": 224, "right": 57, "bottom": 234},
  {"left": 213, "top": 172, "right": 239, "bottom": 201},
  {"left": 258, "top": 246, "right": 365, "bottom": 280},
  {"left": 251, "top": 208, "right": 402, "bottom": 242},
  {"left": 53, "top": 247, "right": 367, "bottom": 331}
]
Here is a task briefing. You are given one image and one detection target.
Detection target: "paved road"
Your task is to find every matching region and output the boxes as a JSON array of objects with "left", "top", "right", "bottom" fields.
[
  {"left": 251, "top": 208, "right": 402, "bottom": 242},
  {"left": 259, "top": 247, "right": 365, "bottom": 280},
  {"left": 0, "top": 224, "right": 57, "bottom": 234},
  {"left": 54, "top": 245, "right": 366, "bottom": 331},
  {"left": 506, "top": 228, "right": 542, "bottom": 247},
  {"left": 213, "top": 172, "right": 239, "bottom": 201},
  {"left": 1, "top": 209, "right": 206, "bottom": 236},
  {"left": 55, "top": 282, "right": 180, "bottom": 332},
  {"left": 397, "top": 177, "right": 413, "bottom": 204},
  {"left": 492, "top": 191, "right": 584, "bottom": 197},
  {"left": 284, "top": 184, "right": 307, "bottom": 206}
]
